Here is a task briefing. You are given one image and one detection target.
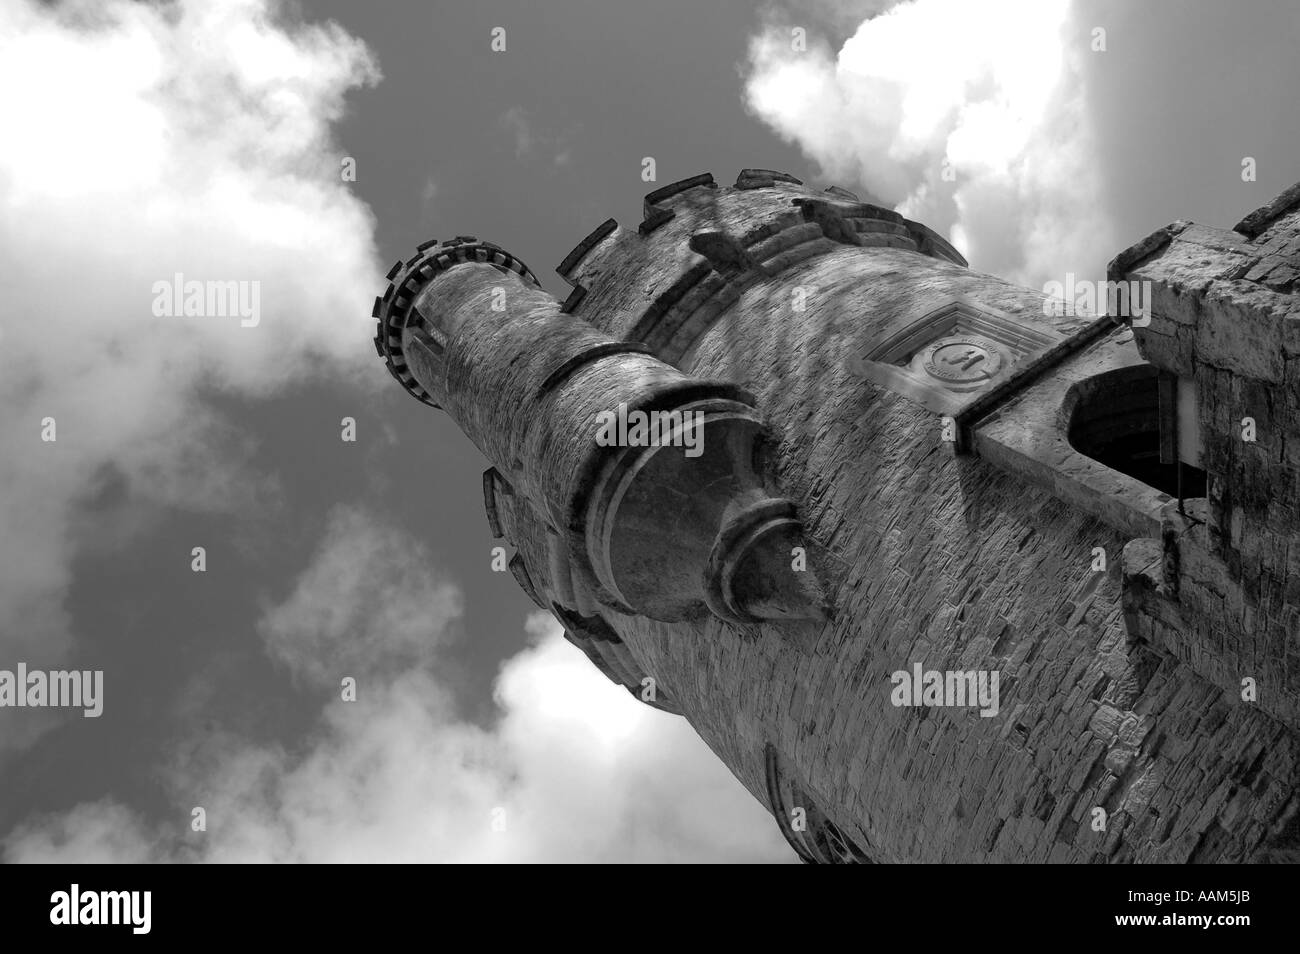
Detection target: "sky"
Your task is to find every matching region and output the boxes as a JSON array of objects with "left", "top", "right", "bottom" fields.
[{"left": 0, "top": 0, "right": 1297, "bottom": 863}]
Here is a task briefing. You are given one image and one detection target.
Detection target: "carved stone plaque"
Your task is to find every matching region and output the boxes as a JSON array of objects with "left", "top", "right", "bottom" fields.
[{"left": 911, "top": 335, "right": 1006, "bottom": 391}]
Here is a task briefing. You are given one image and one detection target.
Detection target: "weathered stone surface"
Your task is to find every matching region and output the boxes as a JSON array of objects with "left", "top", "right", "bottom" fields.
[
  {"left": 1234, "top": 181, "right": 1300, "bottom": 238},
  {"left": 378, "top": 174, "right": 1300, "bottom": 863}
]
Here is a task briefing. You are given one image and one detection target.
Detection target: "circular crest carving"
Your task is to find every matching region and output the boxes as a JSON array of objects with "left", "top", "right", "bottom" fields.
[{"left": 912, "top": 335, "right": 1006, "bottom": 391}]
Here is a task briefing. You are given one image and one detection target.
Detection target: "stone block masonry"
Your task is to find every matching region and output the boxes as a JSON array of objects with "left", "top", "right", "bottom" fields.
[{"left": 376, "top": 171, "right": 1300, "bottom": 863}]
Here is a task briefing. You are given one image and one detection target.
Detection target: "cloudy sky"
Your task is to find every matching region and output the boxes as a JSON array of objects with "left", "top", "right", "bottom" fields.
[{"left": 1, "top": 0, "right": 1297, "bottom": 863}]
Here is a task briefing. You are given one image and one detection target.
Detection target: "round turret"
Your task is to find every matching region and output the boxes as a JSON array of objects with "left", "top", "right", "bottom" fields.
[{"left": 372, "top": 236, "right": 540, "bottom": 408}]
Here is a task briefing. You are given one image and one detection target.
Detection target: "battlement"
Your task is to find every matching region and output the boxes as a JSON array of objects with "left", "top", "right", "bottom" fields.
[
  {"left": 373, "top": 236, "right": 540, "bottom": 408},
  {"left": 552, "top": 170, "right": 969, "bottom": 368}
]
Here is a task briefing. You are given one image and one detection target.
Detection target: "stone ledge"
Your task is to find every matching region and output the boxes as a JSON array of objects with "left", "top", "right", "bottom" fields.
[{"left": 1234, "top": 180, "right": 1300, "bottom": 238}]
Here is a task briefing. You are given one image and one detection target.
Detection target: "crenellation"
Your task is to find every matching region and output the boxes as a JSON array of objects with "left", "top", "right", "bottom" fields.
[
  {"left": 822, "top": 185, "right": 859, "bottom": 201},
  {"left": 1234, "top": 181, "right": 1300, "bottom": 239},
  {"left": 507, "top": 553, "right": 543, "bottom": 609},
  {"left": 734, "top": 168, "right": 804, "bottom": 190},
  {"left": 643, "top": 172, "right": 717, "bottom": 215},
  {"left": 482, "top": 467, "right": 510, "bottom": 541},
  {"left": 557, "top": 217, "right": 618, "bottom": 283},
  {"left": 638, "top": 207, "right": 675, "bottom": 235}
]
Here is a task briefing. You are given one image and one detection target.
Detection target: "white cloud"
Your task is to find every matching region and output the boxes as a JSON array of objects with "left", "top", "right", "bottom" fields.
[
  {"left": 258, "top": 505, "right": 463, "bottom": 687},
  {"left": 499, "top": 105, "right": 576, "bottom": 169},
  {"left": 743, "top": 0, "right": 1117, "bottom": 287},
  {"left": 2, "top": 801, "right": 161, "bottom": 864},
  {"left": 3, "top": 508, "right": 793, "bottom": 863},
  {"left": 500, "top": 105, "right": 534, "bottom": 158},
  {"left": 0, "top": 0, "right": 384, "bottom": 680}
]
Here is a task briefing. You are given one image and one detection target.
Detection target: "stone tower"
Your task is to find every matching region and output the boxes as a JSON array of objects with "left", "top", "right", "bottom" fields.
[{"left": 374, "top": 170, "right": 1300, "bottom": 863}]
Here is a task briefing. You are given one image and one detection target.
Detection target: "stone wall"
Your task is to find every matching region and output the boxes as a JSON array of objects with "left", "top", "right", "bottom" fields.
[
  {"left": 1113, "top": 193, "right": 1300, "bottom": 737},
  {"left": 380, "top": 172, "right": 1300, "bottom": 862},
  {"left": 602, "top": 178, "right": 1300, "bottom": 860}
]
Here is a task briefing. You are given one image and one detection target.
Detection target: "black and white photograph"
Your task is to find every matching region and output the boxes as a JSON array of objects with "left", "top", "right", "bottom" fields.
[{"left": 0, "top": 0, "right": 1296, "bottom": 926}]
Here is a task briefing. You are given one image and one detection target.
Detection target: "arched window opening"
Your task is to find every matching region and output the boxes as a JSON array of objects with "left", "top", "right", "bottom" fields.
[{"left": 1067, "top": 365, "right": 1206, "bottom": 500}]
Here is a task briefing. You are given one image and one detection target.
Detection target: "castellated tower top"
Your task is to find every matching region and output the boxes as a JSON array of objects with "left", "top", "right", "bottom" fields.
[
  {"left": 373, "top": 236, "right": 541, "bottom": 409},
  {"left": 371, "top": 187, "right": 835, "bottom": 627},
  {"left": 375, "top": 167, "right": 1300, "bottom": 863}
]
